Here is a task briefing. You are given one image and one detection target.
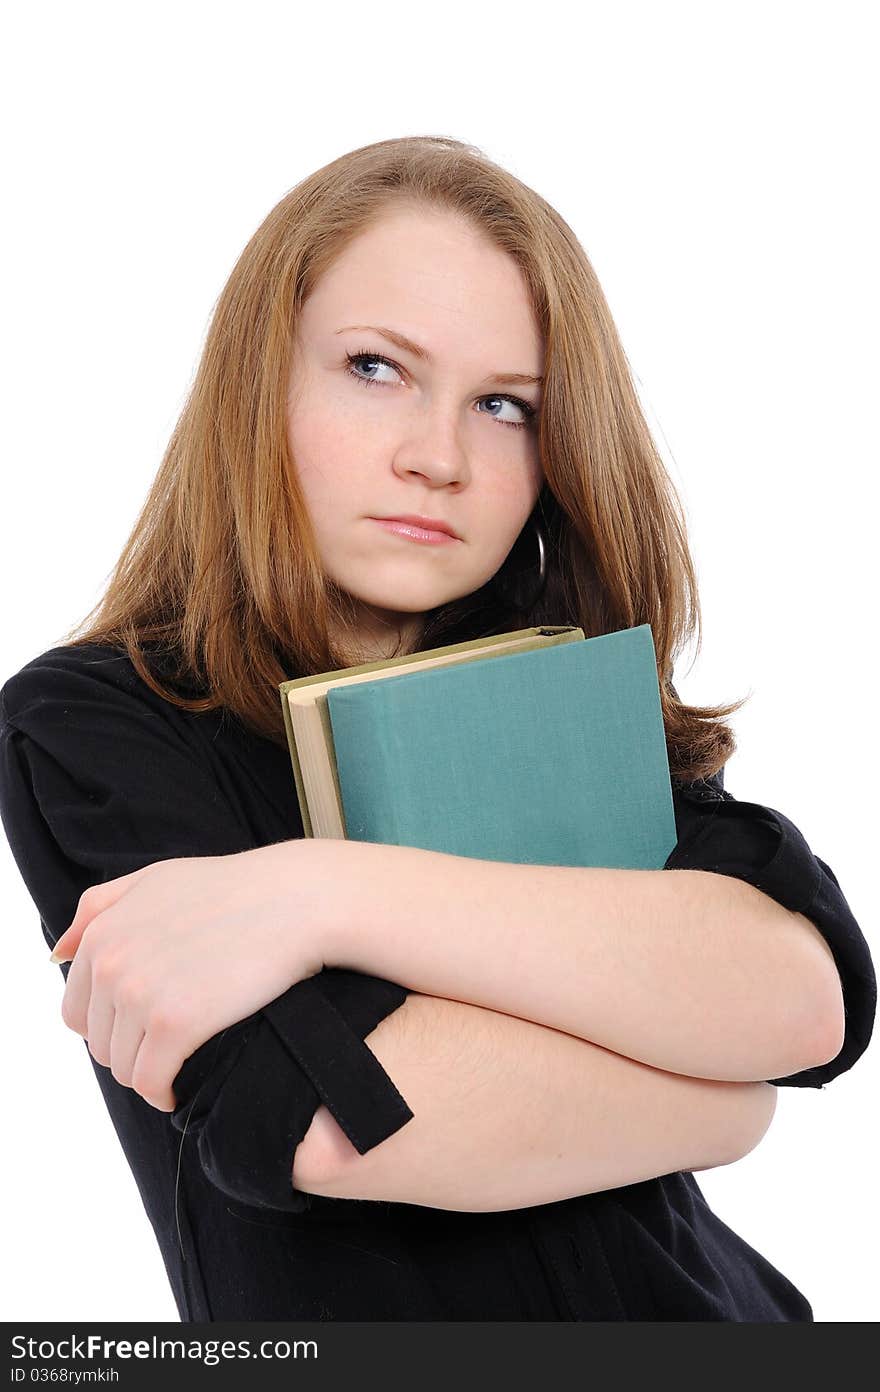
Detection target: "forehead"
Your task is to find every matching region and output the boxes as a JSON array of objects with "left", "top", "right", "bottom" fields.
[{"left": 301, "top": 207, "right": 542, "bottom": 357}]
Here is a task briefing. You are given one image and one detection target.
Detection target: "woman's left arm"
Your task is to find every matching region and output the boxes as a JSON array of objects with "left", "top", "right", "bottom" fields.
[{"left": 315, "top": 838, "right": 845, "bottom": 1084}]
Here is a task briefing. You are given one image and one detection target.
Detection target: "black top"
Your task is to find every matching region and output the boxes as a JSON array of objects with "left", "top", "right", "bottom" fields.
[{"left": 0, "top": 643, "right": 875, "bottom": 1322}]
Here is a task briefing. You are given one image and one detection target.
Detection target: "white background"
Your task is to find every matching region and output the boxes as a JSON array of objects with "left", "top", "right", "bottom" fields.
[{"left": 2, "top": 0, "right": 876, "bottom": 1323}]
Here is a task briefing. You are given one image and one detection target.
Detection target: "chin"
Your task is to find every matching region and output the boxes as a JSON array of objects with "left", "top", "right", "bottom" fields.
[
  {"left": 362, "top": 596, "right": 441, "bottom": 617},
  {"left": 347, "top": 580, "right": 450, "bottom": 613}
]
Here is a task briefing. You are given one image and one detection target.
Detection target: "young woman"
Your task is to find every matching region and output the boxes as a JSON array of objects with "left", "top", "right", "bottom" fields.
[{"left": 0, "top": 136, "right": 874, "bottom": 1322}]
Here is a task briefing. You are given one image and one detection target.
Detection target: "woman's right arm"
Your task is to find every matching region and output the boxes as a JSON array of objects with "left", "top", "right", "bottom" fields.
[{"left": 295, "top": 992, "right": 777, "bottom": 1212}]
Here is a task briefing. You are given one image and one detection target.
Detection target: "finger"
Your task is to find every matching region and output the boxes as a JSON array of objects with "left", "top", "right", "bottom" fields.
[
  {"left": 132, "top": 1026, "right": 185, "bottom": 1113},
  {"left": 109, "top": 1011, "right": 147, "bottom": 1092},
  {"left": 86, "top": 986, "right": 118, "bottom": 1069},
  {"left": 60, "top": 945, "right": 94, "bottom": 1038}
]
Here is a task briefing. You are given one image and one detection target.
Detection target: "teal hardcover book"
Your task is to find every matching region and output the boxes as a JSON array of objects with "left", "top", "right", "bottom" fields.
[{"left": 325, "top": 623, "right": 677, "bottom": 869}]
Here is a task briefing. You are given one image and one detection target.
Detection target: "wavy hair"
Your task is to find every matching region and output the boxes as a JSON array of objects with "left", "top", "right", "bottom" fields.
[{"left": 59, "top": 134, "right": 748, "bottom": 781}]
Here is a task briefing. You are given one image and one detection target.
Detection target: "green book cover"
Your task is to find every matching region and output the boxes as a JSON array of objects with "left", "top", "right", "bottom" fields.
[
  {"left": 279, "top": 625, "right": 583, "bottom": 837},
  {"left": 325, "top": 623, "right": 676, "bottom": 869}
]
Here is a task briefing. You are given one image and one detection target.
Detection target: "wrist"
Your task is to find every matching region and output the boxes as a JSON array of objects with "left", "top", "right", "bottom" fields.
[{"left": 292, "top": 834, "right": 368, "bottom": 972}]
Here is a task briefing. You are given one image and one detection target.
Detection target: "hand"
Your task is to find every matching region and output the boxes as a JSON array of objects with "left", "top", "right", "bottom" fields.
[{"left": 49, "top": 841, "right": 326, "bottom": 1112}]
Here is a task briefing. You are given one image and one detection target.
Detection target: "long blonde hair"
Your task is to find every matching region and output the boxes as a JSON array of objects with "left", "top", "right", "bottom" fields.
[{"left": 60, "top": 134, "right": 747, "bottom": 781}]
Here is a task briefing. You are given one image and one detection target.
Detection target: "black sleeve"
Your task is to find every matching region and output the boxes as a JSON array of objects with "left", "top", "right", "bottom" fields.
[
  {"left": 0, "top": 649, "right": 413, "bottom": 1214},
  {"left": 664, "top": 769, "right": 876, "bottom": 1088}
]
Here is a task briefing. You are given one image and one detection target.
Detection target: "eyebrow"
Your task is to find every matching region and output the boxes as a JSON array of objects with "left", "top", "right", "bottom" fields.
[{"left": 334, "top": 325, "right": 544, "bottom": 388}]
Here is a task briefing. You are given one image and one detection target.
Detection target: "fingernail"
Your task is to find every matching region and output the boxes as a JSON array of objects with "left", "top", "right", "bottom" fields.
[{"left": 49, "top": 948, "right": 65, "bottom": 964}]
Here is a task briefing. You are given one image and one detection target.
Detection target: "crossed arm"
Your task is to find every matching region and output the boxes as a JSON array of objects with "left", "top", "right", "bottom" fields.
[
  {"left": 295, "top": 993, "right": 780, "bottom": 1210},
  {"left": 289, "top": 842, "right": 845, "bottom": 1210}
]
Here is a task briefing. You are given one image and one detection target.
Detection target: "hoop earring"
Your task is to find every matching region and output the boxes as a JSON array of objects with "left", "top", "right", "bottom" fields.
[{"left": 490, "top": 514, "right": 548, "bottom": 611}]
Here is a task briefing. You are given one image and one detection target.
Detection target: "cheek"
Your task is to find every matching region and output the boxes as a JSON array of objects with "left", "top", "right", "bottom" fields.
[
  {"left": 482, "top": 463, "right": 542, "bottom": 525},
  {"left": 287, "top": 407, "right": 366, "bottom": 499}
]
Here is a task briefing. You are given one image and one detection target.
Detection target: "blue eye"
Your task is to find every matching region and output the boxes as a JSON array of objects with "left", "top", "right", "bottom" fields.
[{"left": 344, "top": 350, "right": 538, "bottom": 432}]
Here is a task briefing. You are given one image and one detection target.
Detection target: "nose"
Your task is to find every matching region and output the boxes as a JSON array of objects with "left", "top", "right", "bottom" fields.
[{"left": 391, "top": 408, "right": 470, "bottom": 489}]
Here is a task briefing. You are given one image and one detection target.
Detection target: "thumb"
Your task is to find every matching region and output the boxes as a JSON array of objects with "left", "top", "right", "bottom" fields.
[
  {"left": 49, "top": 896, "right": 94, "bottom": 962},
  {"left": 48, "top": 912, "right": 85, "bottom": 964},
  {"left": 47, "top": 866, "right": 148, "bottom": 965},
  {"left": 49, "top": 933, "right": 75, "bottom": 965}
]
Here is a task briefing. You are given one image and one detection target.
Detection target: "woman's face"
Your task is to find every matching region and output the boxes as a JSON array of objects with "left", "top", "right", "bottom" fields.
[{"left": 286, "top": 205, "right": 545, "bottom": 660}]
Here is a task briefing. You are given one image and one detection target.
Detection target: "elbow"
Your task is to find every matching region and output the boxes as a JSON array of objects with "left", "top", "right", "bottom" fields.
[
  {"left": 292, "top": 1105, "right": 359, "bottom": 1195},
  {"left": 719, "top": 1082, "right": 779, "bottom": 1167},
  {"left": 814, "top": 975, "right": 847, "bottom": 1069},
  {"left": 291, "top": 1104, "right": 414, "bottom": 1204},
  {"left": 804, "top": 1001, "right": 846, "bottom": 1072},
  {"left": 788, "top": 911, "right": 846, "bottom": 1071}
]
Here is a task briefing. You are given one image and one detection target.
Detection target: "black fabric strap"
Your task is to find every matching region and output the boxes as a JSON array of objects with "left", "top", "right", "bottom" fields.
[
  {"left": 171, "top": 970, "right": 414, "bottom": 1210},
  {"left": 263, "top": 975, "right": 414, "bottom": 1155}
]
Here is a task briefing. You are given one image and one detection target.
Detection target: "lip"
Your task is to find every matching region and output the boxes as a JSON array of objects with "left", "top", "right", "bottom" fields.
[{"left": 370, "top": 514, "right": 461, "bottom": 544}]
